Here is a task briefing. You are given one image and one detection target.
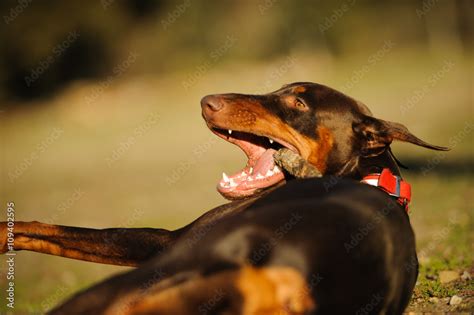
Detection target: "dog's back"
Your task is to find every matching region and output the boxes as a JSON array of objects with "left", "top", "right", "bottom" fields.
[{"left": 51, "top": 179, "right": 417, "bottom": 314}]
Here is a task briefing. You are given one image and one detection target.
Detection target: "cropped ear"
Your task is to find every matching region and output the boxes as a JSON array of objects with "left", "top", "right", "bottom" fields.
[{"left": 353, "top": 115, "right": 449, "bottom": 157}]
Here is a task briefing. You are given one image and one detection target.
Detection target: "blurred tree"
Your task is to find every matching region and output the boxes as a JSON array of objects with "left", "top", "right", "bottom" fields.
[{"left": 0, "top": 0, "right": 471, "bottom": 103}]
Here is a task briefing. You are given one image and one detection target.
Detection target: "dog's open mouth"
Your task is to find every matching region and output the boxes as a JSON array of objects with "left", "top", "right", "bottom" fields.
[{"left": 210, "top": 128, "right": 298, "bottom": 199}]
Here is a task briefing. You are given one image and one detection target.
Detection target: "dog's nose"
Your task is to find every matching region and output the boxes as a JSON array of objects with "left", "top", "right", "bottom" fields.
[{"left": 201, "top": 95, "right": 223, "bottom": 112}]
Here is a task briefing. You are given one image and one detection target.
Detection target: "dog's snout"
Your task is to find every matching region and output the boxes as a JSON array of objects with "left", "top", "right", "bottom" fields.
[{"left": 201, "top": 95, "right": 223, "bottom": 113}]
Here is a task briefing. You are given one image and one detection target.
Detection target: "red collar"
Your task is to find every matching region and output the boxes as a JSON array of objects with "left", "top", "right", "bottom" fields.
[{"left": 361, "top": 168, "right": 411, "bottom": 212}]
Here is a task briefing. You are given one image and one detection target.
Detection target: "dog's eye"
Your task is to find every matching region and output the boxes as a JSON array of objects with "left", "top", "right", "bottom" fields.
[{"left": 293, "top": 98, "right": 308, "bottom": 110}]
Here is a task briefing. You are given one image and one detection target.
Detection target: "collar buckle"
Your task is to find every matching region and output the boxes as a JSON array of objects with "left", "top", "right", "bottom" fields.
[
  {"left": 387, "top": 175, "right": 401, "bottom": 198},
  {"left": 361, "top": 169, "right": 411, "bottom": 212}
]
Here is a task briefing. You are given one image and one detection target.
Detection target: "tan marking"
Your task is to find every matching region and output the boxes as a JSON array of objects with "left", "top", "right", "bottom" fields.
[
  {"left": 307, "top": 126, "right": 334, "bottom": 173},
  {"left": 293, "top": 86, "right": 306, "bottom": 93},
  {"left": 237, "top": 266, "right": 315, "bottom": 314},
  {"left": 106, "top": 266, "right": 315, "bottom": 315},
  {"left": 282, "top": 94, "right": 296, "bottom": 104}
]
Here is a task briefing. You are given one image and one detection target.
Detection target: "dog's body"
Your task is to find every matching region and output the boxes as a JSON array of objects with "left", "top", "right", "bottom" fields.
[
  {"left": 50, "top": 180, "right": 417, "bottom": 314},
  {"left": 1, "top": 82, "right": 448, "bottom": 314}
]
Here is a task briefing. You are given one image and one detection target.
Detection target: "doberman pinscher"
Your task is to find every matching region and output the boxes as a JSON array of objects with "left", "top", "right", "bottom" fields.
[{"left": 1, "top": 82, "right": 448, "bottom": 314}]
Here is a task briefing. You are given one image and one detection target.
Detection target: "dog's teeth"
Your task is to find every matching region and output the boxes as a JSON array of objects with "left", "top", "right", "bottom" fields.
[
  {"left": 222, "top": 172, "right": 230, "bottom": 183},
  {"left": 269, "top": 138, "right": 274, "bottom": 144},
  {"left": 241, "top": 171, "right": 247, "bottom": 176},
  {"left": 249, "top": 167, "right": 253, "bottom": 174},
  {"left": 273, "top": 165, "right": 280, "bottom": 173},
  {"left": 266, "top": 169, "right": 274, "bottom": 176},
  {"left": 256, "top": 173, "right": 264, "bottom": 179},
  {"left": 228, "top": 130, "right": 232, "bottom": 135},
  {"left": 229, "top": 178, "right": 237, "bottom": 187},
  {"left": 247, "top": 176, "right": 253, "bottom": 181}
]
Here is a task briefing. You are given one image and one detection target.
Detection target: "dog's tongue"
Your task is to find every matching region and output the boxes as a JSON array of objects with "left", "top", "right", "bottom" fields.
[
  {"left": 253, "top": 148, "right": 277, "bottom": 175},
  {"left": 218, "top": 147, "right": 284, "bottom": 198}
]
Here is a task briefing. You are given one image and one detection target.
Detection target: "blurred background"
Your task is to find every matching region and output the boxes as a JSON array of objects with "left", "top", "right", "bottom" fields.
[{"left": 0, "top": 0, "right": 472, "bottom": 313}]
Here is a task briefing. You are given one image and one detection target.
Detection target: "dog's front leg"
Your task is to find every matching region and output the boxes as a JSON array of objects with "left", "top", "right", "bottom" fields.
[
  {"left": 0, "top": 221, "right": 176, "bottom": 266},
  {"left": 0, "top": 198, "right": 260, "bottom": 266}
]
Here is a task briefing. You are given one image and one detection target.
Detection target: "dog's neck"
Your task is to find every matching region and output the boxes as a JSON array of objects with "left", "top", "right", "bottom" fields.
[
  {"left": 338, "top": 149, "right": 402, "bottom": 180},
  {"left": 246, "top": 150, "right": 402, "bottom": 201},
  {"left": 356, "top": 150, "right": 402, "bottom": 179}
]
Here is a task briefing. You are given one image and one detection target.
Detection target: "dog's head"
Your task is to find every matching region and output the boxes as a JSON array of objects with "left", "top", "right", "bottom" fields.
[{"left": 201, "top": 82, "right": 448, "bottom": 200}]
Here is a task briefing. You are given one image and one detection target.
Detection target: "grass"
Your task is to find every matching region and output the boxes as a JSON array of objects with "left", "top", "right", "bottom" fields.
[
  {"left": 408, "top": 220, "right": 474, "bottom": 312},
  {"left": 0, "top": 50, "right": 472, "bottom": 313},
  {"left": 405, "top": 173, "right": 473, "bottom": 312}
]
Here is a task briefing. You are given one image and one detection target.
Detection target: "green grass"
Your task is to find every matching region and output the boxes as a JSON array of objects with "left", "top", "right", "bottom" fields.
[{"left": 408, "top": 222, "right": 474, "bottom": 312}]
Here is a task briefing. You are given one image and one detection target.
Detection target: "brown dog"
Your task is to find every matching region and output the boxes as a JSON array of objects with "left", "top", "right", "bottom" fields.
[{"left": 2, "top": 82, "right": 447, "bottom": 314}]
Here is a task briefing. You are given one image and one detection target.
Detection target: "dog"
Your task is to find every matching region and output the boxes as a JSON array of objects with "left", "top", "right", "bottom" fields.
[{"left": 1, "top": 82, "right": 448, "bottom": 314}]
